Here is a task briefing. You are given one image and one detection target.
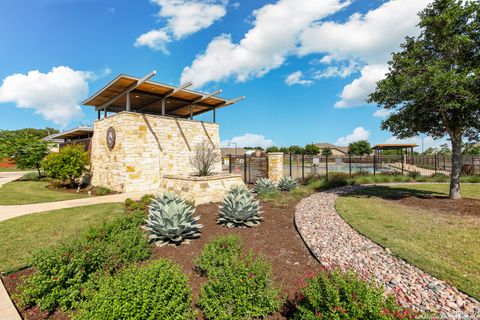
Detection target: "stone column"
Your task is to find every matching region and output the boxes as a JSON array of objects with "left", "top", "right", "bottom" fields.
[{"left": 268, "top": 152, "right": 284, "bottom": 182}]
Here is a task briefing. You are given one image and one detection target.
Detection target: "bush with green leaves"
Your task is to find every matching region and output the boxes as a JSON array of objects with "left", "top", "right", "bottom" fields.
[
  {"left": 278, "top": 176, "right": 298, "bottom": 191},
  {"left": 18, "top": 210, "right": 151, "bottom": 312},
  {"left": 324, "top": 173, "right": 351, "bottom": 189},
  {"left": 292, "top": 268, "right": 415, "bottom": 320},
  {"left": 75, "top": 259, "right": 194, "bottom": 320},
  {"left": 199, "top": 252, "right": 280, "bottom": 320},
  {"left": 254, "top": 177, "right": 277, "bottom": 194},
  {"left": 143, "top": 192, "right": 203, "bottom": 246},
  {"left": 42, "top": 144, "right": 89, "bottom": 186},
  {"left": 195, "top": 234, "right": 243, "bottom": 276},
  {"left": 218, "top": 186, "right": 262, "bottom": 228},
  {"left": 125, "top": 194, "right": 154, "bottom": 212}
]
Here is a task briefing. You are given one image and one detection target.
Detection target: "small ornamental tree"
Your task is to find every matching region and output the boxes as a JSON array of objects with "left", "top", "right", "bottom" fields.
[
  {"left": 288, "top": 145, "right": 304, "bottom": 155},
  {"left": 42, "top": 144, "right": 89, "bottom": 186},
  {"left": 348, "top": 140, "right": 372, "bottom": 156},
  {"left": 304, "top": 143, "right": 320, "bottom": 155},
  {"left": 321, "top": 147, "right": 333, "bottom": 156},
  {"left": 368, "top": 0, "right": 480, "bottom": 199},
  {"left": 190, "top": 140, "right": 219, "bottom": 176},
  {"left": 14, "top": 140, "right": 50, "bottom": 176}
]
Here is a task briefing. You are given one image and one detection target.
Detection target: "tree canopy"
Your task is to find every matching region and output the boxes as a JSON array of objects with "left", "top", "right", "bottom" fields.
[
  {"left": 348, "top": 140, "right": 372, "bottom": 156},
  {"left": 368, "top": 0, "right": 480, "bottom": 199}
]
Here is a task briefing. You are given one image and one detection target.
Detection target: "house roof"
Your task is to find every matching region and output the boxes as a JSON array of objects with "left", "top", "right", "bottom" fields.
[
  {"left": 44, "top": 126, "right": 93, "bottom": 141},
  {"left": 315, "top": 143, "right": 349, "bottom": 154},
  {"left": 83, "top": 73, "right": 244, "bottom": 118}
]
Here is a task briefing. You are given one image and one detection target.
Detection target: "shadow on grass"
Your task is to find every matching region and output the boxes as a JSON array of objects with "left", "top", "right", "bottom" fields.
[{"left": 346, "top": 186, "right": 446, "bottom": 201}]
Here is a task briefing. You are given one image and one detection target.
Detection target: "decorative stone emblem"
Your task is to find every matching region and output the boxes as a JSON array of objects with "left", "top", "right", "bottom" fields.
[{"left": 106, "top": 127, "right": 116, "bottom": 150}]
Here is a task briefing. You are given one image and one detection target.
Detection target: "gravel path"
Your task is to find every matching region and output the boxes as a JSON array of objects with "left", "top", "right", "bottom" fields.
[{"left": 295, "top": 186, "right": 480, "bottom": 318}]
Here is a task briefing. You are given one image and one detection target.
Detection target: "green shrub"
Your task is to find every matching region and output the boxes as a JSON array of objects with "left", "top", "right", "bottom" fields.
[
  {"left": 42, "top": 144, "right": 89, "bottom": 186},
  {"left": 17, "top": 171, "right": 41, "bottom": 181},
  {"left": 195, "top": 235, "right": 243, "bottom": 276},
  {"left": 125, "top": 194, "right": 154, "bottom": 212},
  {"left": 407, "top": 171, "right": 420, "bottom": 179},
  {"left": 94, "top": 186, "right": 110, "bottom": 196},
  {"left": 292, "top": 268, "right": 415, "bottom": 320},
  {"left": 18, "top": 210, "right": 151, "bottom": 312},
  {"left": 278, "top": 176, "right": 298, "bottom": 191},
  {"left": 199, "top": 253, "right": 280, "bottom": 319},
  {"left": 75, "top": 259, "right": 194, "bottom": 320},
  {"left": 461, "top": 175, "right": 480, "bottom": 183},
  {"left": 324, "top": 173, "right": 351, "bottom": 189}
]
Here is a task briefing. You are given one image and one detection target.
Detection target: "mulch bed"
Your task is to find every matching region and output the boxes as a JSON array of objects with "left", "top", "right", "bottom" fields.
[
  {"left": 398, "top": 196, "right": 480, "bottom": 217},
  {"left": 2, "top": 198, "right": 319, "bottom": 320}
]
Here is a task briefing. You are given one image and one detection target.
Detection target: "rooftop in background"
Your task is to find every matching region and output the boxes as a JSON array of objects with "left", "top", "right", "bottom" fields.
[
  {"left": 43, "top": 126, "right": 93, "bottom": 142},
  {"left": 315, "top": 143, "right": 349, "bottom": 154},
  {"left": 373, "top": 143, "right": 418, "bottom": 150},
  {"left": 83, "top": 71, "right": 244, "bottom": 120}
]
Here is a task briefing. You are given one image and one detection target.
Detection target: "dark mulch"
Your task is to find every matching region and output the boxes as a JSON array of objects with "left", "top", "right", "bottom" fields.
[
  {"left": 399, "top": 196, "right": 480, "bottom": 217},
  {"left": 2, "top": 198, "right": 319, "bottom": 320}
]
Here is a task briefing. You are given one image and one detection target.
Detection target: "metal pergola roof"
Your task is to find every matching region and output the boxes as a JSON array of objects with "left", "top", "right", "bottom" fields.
[{"left": 82, "top": 71, "right": 244, "bottom": 119}]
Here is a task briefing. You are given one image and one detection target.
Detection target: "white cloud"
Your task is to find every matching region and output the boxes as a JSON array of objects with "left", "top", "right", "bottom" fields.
[
  {"left": 135, "top": 0, "right": 228, "bottom": 52},
  {"left": 335, "top": 127, "right": 370, "bottom": 146},
  {"left": 0, "top": 66, "right": 91, "bottom": 127},
  {"left": 313, "top": 59, "right": 359, "bottom": 79},
  {"left": 335, "top": 64, "right": 388, "bottom": 108},
  {"left": 299, "top": 0, "right": 432, "bottom": 108},
  {"left": 373, "top": 108, "right": 392, "bottom": 118},
  {"left": 221, "top": 133, "right": 274, "bottom": 149},
  {"left": 181, "top": 0, "right": 349, "bottom": 88},
  {"left": 285, "top": 71, "right": 313, "bottom": 86}
]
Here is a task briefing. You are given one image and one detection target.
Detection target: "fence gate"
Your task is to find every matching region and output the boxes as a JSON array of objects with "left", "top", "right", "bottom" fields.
[{"left": 223, "top": 154, "right": 268, "bottom": 184}]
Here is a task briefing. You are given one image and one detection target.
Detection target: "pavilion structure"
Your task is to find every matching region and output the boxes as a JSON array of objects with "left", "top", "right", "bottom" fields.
[
  {"left": 83, "top": 71, "right": 244, "bottom": 122},
  {"left": 81, "top": 71, "right": 245, "bottom": 203},
  {"left": 372, "top": 143, "right": 418, "bottom": 163}
]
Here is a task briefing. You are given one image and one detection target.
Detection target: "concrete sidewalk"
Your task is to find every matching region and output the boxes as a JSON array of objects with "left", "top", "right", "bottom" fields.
[
  {"left": 0, "top": 172, "right": 27, "bottom": 188},
  {"left": 0, "top": 191, "right": 147, "bottom": 223}
]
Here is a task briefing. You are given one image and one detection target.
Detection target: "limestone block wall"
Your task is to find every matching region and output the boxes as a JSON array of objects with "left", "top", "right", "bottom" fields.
[
  {"left": 91, "top": 112, "right": 222, "bottom": 192},
  {"left": 268, "top": 152, "right": 284, "bottom": 182},
  {"left": 160, "top": 173, "right": 244, "bottom": 205}
]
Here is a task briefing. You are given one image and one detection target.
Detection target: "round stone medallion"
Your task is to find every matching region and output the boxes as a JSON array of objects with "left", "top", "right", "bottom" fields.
[{"left": 106, "top": 127, "right": 116, "bottom": 151}]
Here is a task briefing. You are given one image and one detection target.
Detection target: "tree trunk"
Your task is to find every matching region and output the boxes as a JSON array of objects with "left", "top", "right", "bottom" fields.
[
  {"left": 36, "top": 164, "right": 41, "bottom": 178},
  {"left": 449, "top": 136, "right": 462, "bottom": 200}
]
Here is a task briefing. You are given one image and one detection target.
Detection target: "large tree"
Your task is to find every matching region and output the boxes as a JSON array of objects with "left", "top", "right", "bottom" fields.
[
  {"left": 348, "top": 140, "right": 372, "bottom": 156},
  {"left": 368, "top": 0, "right": 480, "bottom": 199}
]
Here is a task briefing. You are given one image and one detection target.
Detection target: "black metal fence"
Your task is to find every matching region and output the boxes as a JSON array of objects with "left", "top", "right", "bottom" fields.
[{"left": 223, "top": 153, "right": 480, "bottom": 184}]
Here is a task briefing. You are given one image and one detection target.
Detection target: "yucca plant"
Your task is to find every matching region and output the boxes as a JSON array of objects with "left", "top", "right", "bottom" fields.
[
  {"left": 278, "top": 176, "right": 298, "bottom": 191},
  {"left": 253, "top": 177, "right": 277, "bottom": 194},
  {"left": 143, "top": 193, "right": 203, "bottom": 246},
  {"left": 218, "top": 186, "right": 262, "bottom": 228}
]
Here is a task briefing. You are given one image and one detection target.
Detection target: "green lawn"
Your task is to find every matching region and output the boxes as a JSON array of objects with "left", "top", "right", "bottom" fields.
[
  {"left": 335, "top": 184, "right": 480, "bottom": 299},
  {"left": 0, "top": 181, "right": 88, "bottom": 205},
  {"left": 0, "top": 167, "right": 33, "bottom": 172},
  {"left": 0, "top": 203, "right": 125, "bottom": 272}
]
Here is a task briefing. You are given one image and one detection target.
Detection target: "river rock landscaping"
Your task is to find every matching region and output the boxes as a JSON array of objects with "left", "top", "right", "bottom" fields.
[{"left": 295, "top": 186, "right": 480, "bottom": 318}]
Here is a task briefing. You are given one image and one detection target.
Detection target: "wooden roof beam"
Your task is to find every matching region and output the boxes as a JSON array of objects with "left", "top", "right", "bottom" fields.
[
  {"left": 168, "top": 89, "right": 222, "bottom": 114},
  {"left": 95, "top": 70, "right": 157, "bottom": 111}
]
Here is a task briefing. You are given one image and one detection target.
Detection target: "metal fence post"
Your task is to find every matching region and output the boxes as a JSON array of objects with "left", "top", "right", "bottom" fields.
[
  {"left": 302, "top": 154, "right": 305, "bottom": 182},
  {"left": 289, "top": 154, "right": 292, "bottom": 177},
  {"left": 349, "top": 154, "right": 352, "bottom": 177},
  {"left": 401, "top": 155, "right": 404, "bottom": 175},
  {"left": 373, "top": 155, "right": 376, "bottom": 176},
  {"left": 325, "top": 155, "right": 329, "bottom": 181},
  {"left": 434, "top": 155, "right": 437, "bottom": 174},
  {"left": 229, "top": 154, "right": 233, "bottom": 173},
  {"left": 243, "top": 154, "right": 247, "bottom": 184}
]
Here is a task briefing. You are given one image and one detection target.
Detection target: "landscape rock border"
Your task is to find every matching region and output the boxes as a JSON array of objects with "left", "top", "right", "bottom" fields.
[{"left": 295, "top": 185, "right": 480, "bottom": 318}]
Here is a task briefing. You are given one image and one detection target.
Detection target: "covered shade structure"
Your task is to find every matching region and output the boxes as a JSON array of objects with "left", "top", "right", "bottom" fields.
[{"left": 83, "top": 71, "right": 244, "bottom": 122}]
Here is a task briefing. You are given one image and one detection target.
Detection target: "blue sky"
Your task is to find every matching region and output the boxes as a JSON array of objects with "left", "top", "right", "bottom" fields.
[{"left": 0, "top": 0, "right": 443, "bottom": 150}]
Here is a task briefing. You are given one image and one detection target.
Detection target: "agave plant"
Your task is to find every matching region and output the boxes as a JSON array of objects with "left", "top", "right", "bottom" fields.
[
  {"left": 143, "top": 192, "right": 203, "bottom": 246},
  {"left": 218, "top": 186, "right": 262, "bottom": 228},
  {"left": 253, "top": 178, "right": 277, "bottom": 194},
  {"left": 278, "top": 176, "right": 298, "bottom": 191}
]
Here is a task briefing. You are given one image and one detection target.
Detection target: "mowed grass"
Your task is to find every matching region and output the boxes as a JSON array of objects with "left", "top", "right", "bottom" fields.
[
  {"left": 335, "top": 184, "right": 480, "bottom": 299},
  {"left": 0, "top": 203, "right": 125, "bottom": 272},
  {"left": 0, "top": 181, "right": 88, "bottom": 205}
]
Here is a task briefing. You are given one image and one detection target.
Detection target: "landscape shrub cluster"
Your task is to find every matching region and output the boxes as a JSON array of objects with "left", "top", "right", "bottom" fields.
[
  {"left": 292, "top": 267, "right": 415, "bottom": 320},
  {"left": 41, "top": 144, "right": 89, "bottom": 186},
  {"left": 18, "top": 210, "right": 151, "bottom": 312},
  {"left": 75, "top": 259, "right": 194, "bottom": 320},
  {"left": 196, "top": 235, "right": 281, "bottom": 319}
]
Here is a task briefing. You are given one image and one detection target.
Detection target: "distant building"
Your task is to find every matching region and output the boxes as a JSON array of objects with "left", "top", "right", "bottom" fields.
[
  {"left": 315, "top": 143, "right": 349, "bottom": 156},
  {"left": 43, "top": 126, "right": 94, "bottom": 152}
]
